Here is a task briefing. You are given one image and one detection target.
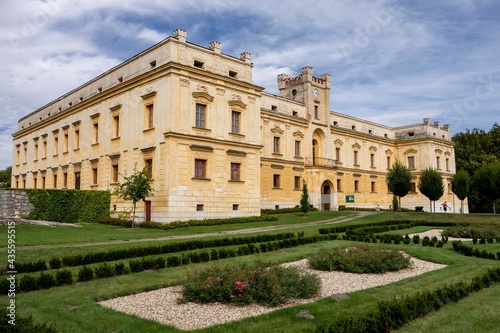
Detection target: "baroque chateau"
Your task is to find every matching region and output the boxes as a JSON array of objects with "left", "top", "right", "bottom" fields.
[{"left": 11, "top": 29, "right": 465, "bottom": 222}]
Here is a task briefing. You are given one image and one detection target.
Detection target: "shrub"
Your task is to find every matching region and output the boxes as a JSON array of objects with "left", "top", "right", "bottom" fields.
[
  {"left": 19, "top": 275, "right": 38, "bottom": 292},
  {"left": 78, "top": 266, "right": 94, "bottom": 282},
  {"left": 309, "top": 246, "right": 411, "bottom": 274},
  {"left": 113, "top": 262, "right": 129, "bottom": 276},
  {"left": 413, "top": 235, "right": 420, "bottom": 244},
  {"left": 94, "top": 263, "right": 114, "bottom": 278},
  {"left": 49, "top": 257, "right": 62, "bottom": 270},
  {"left": 37, "top": 272, "right": 56, "bottom": 289},
  {"left": 181, "top": 263, "right": 320, "bottom": 307},
  {"left": 55, "top": 270, "right": 73, "bottom": 286}
]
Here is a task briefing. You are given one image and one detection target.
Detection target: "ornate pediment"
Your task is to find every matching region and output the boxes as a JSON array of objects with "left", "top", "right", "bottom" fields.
[
  {"left": 228, "top": 99, "right": 247, "bottom": 111},
  {"left": 192, "top": 91, "right": 214, "bottom": 103},
  {"left": 271, "top": 125, "right": 284, "bottom": 135},
  {"left": 334, "top": 139, "right": 343, "bottom": 146},
  {"left": 369, "top": 146, "right": 377, "bottom": 152},
  {"left": 435, "top": 149, "right": 443, "bottom": 154},
  {"left": 352, "top": 143, "right": 361, "bottom": 149},
  {"left": 293, "top": 131, "right": 304, "bottom": 138},
  {"left": 385, "top": 149, "right": 393, "bottom": 155},
  {"left": 404, "top": 149, "right": 418, "bottom": 155}
]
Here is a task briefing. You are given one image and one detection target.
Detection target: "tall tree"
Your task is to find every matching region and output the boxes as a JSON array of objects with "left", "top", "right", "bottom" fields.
[
  {"left": 299, "top": 179, "right": 310, "bottom": 215},
  {"left": 418, "top": 168, "right": 444, "bottom": 212},
  {"left": 117, "top": 166, "right": 154, "bottom": 227},
  {"left": 473, "top": 161, "right": 500, "bottom": 214},
  {"left": 452, "top": 123, "right": 500, "bottom": 212},
  {"left": 451, "top": 169, "right": 471, "bottom": 213},
  {"left": 386, "top": 160, "right": 412, "bottom": 211},
  {"left": 0, "top": 166, "right": 12, "bottom": 188}
]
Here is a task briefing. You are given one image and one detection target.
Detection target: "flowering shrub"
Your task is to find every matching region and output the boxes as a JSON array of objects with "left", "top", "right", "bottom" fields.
[
  {"left": 309, "top": 246, "right": 411, "bottom": 274},
  {"left": 181, "top": 263, "right": 320, "bottom": 307}
]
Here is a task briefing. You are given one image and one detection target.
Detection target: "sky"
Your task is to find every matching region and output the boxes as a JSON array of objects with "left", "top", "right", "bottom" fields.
[{"left": 0, "top": 0, "right": 499, "bottom": 169}]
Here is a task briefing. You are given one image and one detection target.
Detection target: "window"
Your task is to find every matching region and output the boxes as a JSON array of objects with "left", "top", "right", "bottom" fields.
[
  {"left": 337, "top": 179, "right": 342, "bottom": 192},
  {"left": 410, "top": 182, "right": 416, "bottom": 193},
  {"left": 74, "top": 129, "right": 80, "bottom": 149},
  {"left": 42, "top": 139, "right": 47, "bottom": 158},
  {"left": 146, "top": 104, "right": 154, "bottom": 129},
  {"left": 353, "top": 151, "right": 359, "bottom": 165},
  {"left": 34, "top": 142, "right": 38, "bottom": 161},
  {"left": 354, "top": 180, "right": 359, "bottom": 192},
  {"left": 271, "top": 105, "right": 277, "bottom": 111},
  {"left": 23, "top": 146, "right": 27, "bottom": 163},
  {"left": 352, "top": 125, "right": 356, "bottom": 130},
  {"left": 408, "top": 156, "right": 415, "bottom": 170},
  {"left": 196, "top": 204, "right": 204, "bottom": 211},
  {"left": 194, "top": 159, "right": 207, "bottom": 178},
  {"left": 33, "top": 178, "right": 37, "bottom": 189},
  {"left": 92, "top": 167, "right": 98, "bottom": 184},
  {"left": 54, "top": 137, "right": 59, "bottom": 155},
  {"left": 42, "top": 176, "right": 46, "bottom": 189},
  {"left": 112, "top": 165, "right": 119, "bottom": 183},
  {"left": 335, "top": 147, "right": 340, "bottom": 161},
  {"left": 273, "top": 137, "right": 280, "bottom": 154},
  {"left": 230, "top": 163, "right": 241, "bottom": 181},
  {"left": 93, "top": 123, "right": 99, "bottom": 143},
  {"left": 387, "top": 156, "right": 391, "bottom": 169},
  {"left": 231, "top": 111, "right": 240, "bottom": 133},
  {"left": 15, "top": 148, "right": 20, "bottom": 165},
  {"left": 195, "top": 104, "right": 206, "bottom": 128},
  {"left": 145, "top": 159, "right": 153, "bottom": 178},
  {"left": 314, "top": 105, "right": 319, "bottom": 119},
  {"left": 63, "top": 172, "right": 68, "bottom": 188},
  {"left": 370, "top": 153, "right": 375, "bottom": 168},
  {"left": 292, "top": 111, "right": 298, "bottom": 116},
  {"left": 446, "top": 158, "right": 450, "bottom": 171},
  {"left": 371, "top": 181, "right": 376, "bottom": 192},
  {"left": 75, "top": 172, "right": 81, "bottom": 190},
  {"left": 63, "top": 133, "right": 69, "bottom": 152},
  {"left": 53, "top": 174, "right": 58, "bottom": 188},
  {"left": 273, "top": 174, "right": 280, "bottom": 188},
  {"left": 149, "top": 60, "right": 156, "bottom": 68},
  {"left": 232, "top": 204, "right": 239, "bottom": 211},
  {"left": 113, "top": 115, "right": 120, "bottom": 137},
  {"left": 229, "top": 70, "right": 238, "bottom": 78},
  {"left": 294, "top": 176, "right": 301, "bottom": 190},
  {"left": 294, "top": 140, "right": 301, "bottom": 156},
  {"left": 194, "top": 60, "right": 204, "bottom": 68},
  {"left": 436, "top": 156, "right": 441, "bottom": 170}
]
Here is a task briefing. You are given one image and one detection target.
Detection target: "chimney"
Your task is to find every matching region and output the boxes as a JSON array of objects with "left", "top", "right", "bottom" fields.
[
  {"left": 173, "top": 28, "right": 186, "bottom": 42},
  {"left": 209, "top": 41, "right": 221, "bottom": 54}
]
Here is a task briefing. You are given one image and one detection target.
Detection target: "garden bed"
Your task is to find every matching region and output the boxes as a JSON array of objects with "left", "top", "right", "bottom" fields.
[{"left": 98, "top": 256, "right": 446, "bottom": 330}]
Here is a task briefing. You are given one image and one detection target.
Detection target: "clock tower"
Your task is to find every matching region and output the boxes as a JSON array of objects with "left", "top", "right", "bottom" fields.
[{"left": 277, "top": 66, "right": 331, "bottom": 126}]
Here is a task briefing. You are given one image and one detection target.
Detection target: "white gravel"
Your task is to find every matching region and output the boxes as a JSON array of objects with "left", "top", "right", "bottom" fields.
[{"left": 98, "top": 256, "right": 447, "bottom": 331}]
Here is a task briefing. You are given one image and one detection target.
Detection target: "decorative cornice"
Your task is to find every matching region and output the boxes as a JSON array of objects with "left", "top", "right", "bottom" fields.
[
  {"left": 271, "top": 125, "right": 284, "bottom": 135},
  {"left": 190, "top": 144, "right": 214, "bottom": 152}
]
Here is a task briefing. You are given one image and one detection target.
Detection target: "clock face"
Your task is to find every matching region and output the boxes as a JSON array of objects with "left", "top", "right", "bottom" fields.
[{"left": 313, "top": 89, "right": 319, "bottom": 97}]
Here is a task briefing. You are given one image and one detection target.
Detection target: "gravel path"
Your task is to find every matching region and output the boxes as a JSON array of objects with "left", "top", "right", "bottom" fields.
[{"left": 99, "top": 256, "right": 447, "bottom": 331}]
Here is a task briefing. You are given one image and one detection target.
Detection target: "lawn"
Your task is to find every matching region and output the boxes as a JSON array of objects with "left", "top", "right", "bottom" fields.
[{"left": 1, "top": 211, "right": 499, "bottom": 333}]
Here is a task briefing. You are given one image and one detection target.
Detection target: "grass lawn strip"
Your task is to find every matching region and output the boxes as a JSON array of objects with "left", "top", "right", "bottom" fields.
[{"left": 98, "top": 256, "right": 446, "bottom": 330}]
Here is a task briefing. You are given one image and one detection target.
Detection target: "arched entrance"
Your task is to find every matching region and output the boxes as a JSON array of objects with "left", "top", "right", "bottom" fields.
[{"left": 321, "top": 180, "right": 333, "bottom": 210}]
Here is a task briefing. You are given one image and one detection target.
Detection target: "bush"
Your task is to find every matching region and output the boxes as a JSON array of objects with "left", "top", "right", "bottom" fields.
[
  {"left": 0, "top": 307, "right": 58, "bottom": 333},
  {"left": 95, "top": 216, "right": 132, "bottom": 227},
  {"left": 77, "top": 266, "right": 94, "bottom": 282},
  {"left": 37, "top": 272, "right": 56, "bottom": 289},
  {"left": 19, "top": 275, "right": 38, "bottom": 292},
  {"left": 113, "top": 262, "right": 129, "bottom": 276},
  {"left": 309, "top": 246, "right": 411, "bottom": 274},
  {"left": 55, "top": 270, "right": 73, "bottom": 286},
  {"left": 94, "top": 263, "right": 114, "bottom": 278},
  {"left": 182, "top": 263, "right": 320, "bottom": 307},
  {"left": 49, "top": 257, "right": 62, "bottom": 270}
]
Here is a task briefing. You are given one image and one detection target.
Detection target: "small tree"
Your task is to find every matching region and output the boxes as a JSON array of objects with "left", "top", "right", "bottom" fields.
[
  {"left": 473, "top": 161, "right": 500, "bottom": 214},
  {"left": 0, "top": 166, "right": 12, "bottom": 188},
  {"left": 418, "top": 168, "right": 444, "bottom": 212},
  {"left": 451, "top": 169, "right": 471, "bottom": 213},
  {"left": 386, "top": 160, "right": 412, "bottom": 211},
  {"left": 117, "top": 166, "right": 154, "bottom": 227},
  {"left": 300, "top": 179, "right": 310, "bottom": 215}
]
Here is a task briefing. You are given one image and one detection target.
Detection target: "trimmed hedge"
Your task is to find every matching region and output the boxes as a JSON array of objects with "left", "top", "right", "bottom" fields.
[
  {"left": 26, "top": 189, "right": 110, "bottom": 223},
  {"left": 8, "top": 232, "right": 297, "bottom": 274},
  {"left": 451, "top": 241, "right": 499, "bottom": 260},
  {"left": 314, "top": 267, "right": 500, "bottom": 333},
  {"left": 12, "top": 233, "right": 339, "bottom": 293},
  {"left": 261, "top": 206, "right": 318, "bottom": 215},
  {"left": 96, "top": 214, "right": 279, "bottom": 230}
]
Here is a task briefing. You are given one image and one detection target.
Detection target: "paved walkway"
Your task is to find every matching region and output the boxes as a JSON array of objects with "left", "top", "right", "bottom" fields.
[{"left": 17, "top": 211, "right": 378, "bottom": 250}]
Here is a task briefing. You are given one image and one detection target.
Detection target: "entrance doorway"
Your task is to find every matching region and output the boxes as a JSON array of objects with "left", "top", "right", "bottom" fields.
[
  {"left": 321, "top": 181, "right": 331, "bottom": 210},
  {"left": 145, "top": 201, "right": 151, "bottom": 222}
]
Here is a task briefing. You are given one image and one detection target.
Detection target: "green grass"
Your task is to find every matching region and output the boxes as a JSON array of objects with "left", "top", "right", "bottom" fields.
[{"left": 1, "top": 212, "right": 499, "bottom": 332}]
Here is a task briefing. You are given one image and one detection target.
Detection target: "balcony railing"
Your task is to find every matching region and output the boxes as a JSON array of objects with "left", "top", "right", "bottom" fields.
[{"left": 304, "top": 157, "right": 339, "bottom": 168}]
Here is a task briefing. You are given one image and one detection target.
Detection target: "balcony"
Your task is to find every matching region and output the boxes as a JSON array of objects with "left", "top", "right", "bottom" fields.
[{"left": 304, "top": 157, "right": 339, "bottom": 168}]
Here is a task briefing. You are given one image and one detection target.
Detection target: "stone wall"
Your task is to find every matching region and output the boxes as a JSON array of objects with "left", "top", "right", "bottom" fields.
[{"left": 0, "top": 190, "right": 34, "bottom": 218}]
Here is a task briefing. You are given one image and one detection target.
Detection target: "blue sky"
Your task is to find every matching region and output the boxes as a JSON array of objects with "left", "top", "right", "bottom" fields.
[{"left": 0, "top": 0, "right": 499, "bottom": 169}]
